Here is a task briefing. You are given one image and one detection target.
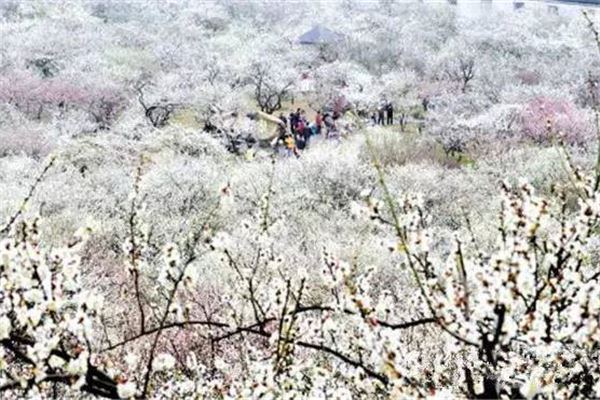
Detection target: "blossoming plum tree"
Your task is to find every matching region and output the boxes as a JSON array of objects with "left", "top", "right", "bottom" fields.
[{"left": 520, "top": 96, "right": 593, "bottom": 145}]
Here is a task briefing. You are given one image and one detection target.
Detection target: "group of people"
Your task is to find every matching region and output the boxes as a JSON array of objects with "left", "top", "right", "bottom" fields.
[
  {"left": 371, "top": 102, "right": 394, "bottom": 126},
  {"left": 269, "top": 101, "right": 396, "bottom": 157},
  {"left": 275, "top": 108, "right": 341, "bottom": 157}
]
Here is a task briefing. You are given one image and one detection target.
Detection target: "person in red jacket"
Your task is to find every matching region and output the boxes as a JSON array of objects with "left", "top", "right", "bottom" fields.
[
  {"left": 315, "top": 110, "right": 323, "bottom": 136},
  {"left": 297, "top": 118, "right": 305, "bottom": 134}
]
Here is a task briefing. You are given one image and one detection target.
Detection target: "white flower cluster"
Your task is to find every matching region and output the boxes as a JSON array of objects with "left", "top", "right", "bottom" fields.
[
  {"left": 371, "top": 177, "right": 600, "bottom": 397},
  {"left": 0, "top": 219, "right": 109, "bottom": 397}
]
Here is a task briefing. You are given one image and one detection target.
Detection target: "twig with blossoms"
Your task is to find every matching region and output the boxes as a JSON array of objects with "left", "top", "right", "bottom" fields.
[
  {"left": 0, "top": 156, "right": 56, "bottom": 235},
  {"left": 583, "top": 11, "right": 600, "bottom": 191},
  {"left": 125, "top": 156, "right": 148, "bottom": 335},
  {"left": 360, "top": 161, "right": 600, "bottom": 397},
  {"left": 0, "top": 219, "right": 120, "bottom": 398}
]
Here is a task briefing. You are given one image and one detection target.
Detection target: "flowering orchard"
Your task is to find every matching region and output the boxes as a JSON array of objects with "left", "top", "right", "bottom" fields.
[
  {"left": 1, "top": 1, "right": 600, "bottom": 399},
  {"left": 1, "top": 143, "right": 600, "bottom": 398}
]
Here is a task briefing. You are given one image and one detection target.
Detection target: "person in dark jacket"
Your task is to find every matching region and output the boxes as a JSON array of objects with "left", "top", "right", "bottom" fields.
[
  {"left": 290, "top": 109, "right": 301, "bottom": 134},
  {"left": 386, "top": 102, "right": 394, "bottom": 125},
  {"left": 296, "top": 117, "right": 305, "bottom": 137},
  {"left": 288, "top": 112, "right": 296, "bottom": 134}
]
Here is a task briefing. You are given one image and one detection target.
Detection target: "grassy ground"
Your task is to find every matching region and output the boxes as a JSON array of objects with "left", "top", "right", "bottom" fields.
[
  {"left": 170, "top": 108, "right": 202, "bottom": 129},
  {"left": 365, "top": 123, "right": 477, "bottom": 169}
]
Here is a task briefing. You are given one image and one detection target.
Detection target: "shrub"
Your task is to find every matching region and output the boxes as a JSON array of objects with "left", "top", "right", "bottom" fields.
[
  {"left": 0, "top": 128, "right": 55, "bottom": 159},
  {"left": 0, "top": 72, "right": 124, "bottom": 128},
  {"left": 519, "top": 97, "right": 593, "bottom": 145},
  {"left": 361, "top": 128, "right": 461, "bottom": 169}
]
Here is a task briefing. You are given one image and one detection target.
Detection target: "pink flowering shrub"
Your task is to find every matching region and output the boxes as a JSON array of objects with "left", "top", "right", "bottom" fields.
[
  {"left": 519, "top": 97, "right": 593, "bottom": 145},
  {"left": 0, "top": 72, "right": 86, "bottom": 114},
  {"left": 0, "top": 72, "right": 124, "bottom": 127},
  {"left": 0, "top": 127, "right": 55, "bottom": 159}
]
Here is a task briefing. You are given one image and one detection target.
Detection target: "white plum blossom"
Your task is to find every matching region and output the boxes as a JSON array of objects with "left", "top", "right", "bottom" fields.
[
  {"left": 152, "top": 353, "right": 176, "bottom": 372},
  {"left": 0, "top": 316, "right": 10, "bottom": 340},
  {"left": 117, "top": 381, "right": 137, "bottom": 399}
]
